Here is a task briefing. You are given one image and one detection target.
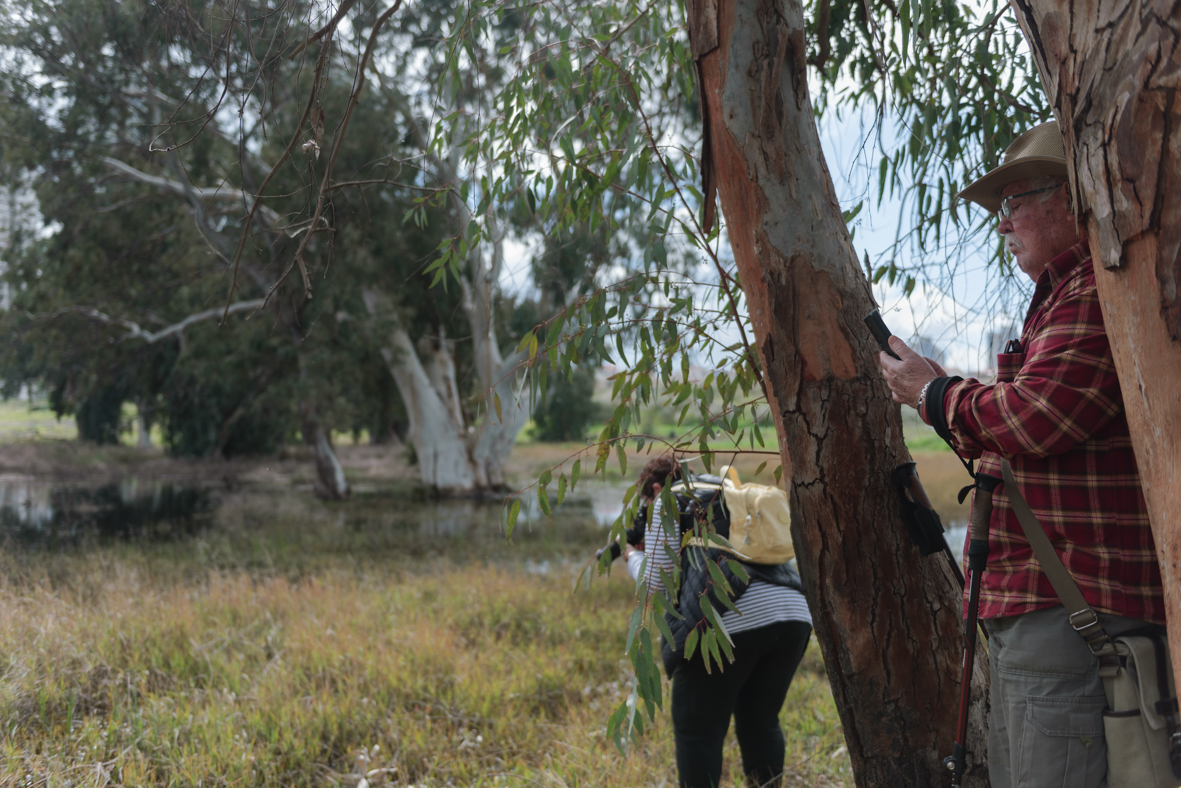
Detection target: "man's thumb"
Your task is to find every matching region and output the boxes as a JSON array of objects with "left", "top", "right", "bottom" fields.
[{"left": 887, "top": 335, "right": 909, "bottom": 355}]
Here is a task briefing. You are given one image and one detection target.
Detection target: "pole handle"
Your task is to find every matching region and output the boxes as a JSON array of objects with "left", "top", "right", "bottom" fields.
[{"left": 969, "top": 483, "right": 993, "bottom": 542}]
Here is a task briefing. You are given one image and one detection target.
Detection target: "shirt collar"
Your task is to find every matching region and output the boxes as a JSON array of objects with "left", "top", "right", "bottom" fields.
[
  {"left": 1026, "top": 239, "right": 1090, "bottom": 321},
  {"left": 1041, "top": 239, "right": 1091, "bottom": 290}
]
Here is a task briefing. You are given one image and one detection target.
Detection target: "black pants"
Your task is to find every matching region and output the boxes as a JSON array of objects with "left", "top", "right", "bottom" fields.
[{"left": 670, "top": 619, "right": 812, "bottom": 788}]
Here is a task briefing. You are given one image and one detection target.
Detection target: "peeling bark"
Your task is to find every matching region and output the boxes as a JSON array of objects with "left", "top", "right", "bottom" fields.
[
  {"left": 689, "top": 0, "right": 989, "bottom": 783},
  {"left": 1010, "top": 0, "right": 1181, "bottom": 691}
]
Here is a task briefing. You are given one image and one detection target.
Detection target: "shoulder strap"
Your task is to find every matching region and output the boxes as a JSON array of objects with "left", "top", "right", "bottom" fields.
[{"left": 1000, "top": 459, "right": 1117, "bottom": 661}]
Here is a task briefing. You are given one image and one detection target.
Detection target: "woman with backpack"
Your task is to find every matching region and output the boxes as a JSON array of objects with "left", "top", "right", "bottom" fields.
[{"left": 624, "top": 455, "right": 814, "bottom": 788}]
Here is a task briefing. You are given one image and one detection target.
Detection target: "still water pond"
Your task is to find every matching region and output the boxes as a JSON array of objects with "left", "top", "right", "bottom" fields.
[
  {"left": 0, "top": 476, "right": 214, "bottom": 547},
  {"left": 0, "top": 475, "right": 630, "bottom": 559}
]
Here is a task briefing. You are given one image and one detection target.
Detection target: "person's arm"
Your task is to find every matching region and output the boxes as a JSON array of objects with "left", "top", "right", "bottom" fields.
[
  {"left": 624, "top": 542, "right": 646, "bottom": 582},
  {"left": 940, "top": 281, "right": 1123, "bottom": 459},
  {"left": 640, "top": 497, "right": 677, "bottom": 596}
]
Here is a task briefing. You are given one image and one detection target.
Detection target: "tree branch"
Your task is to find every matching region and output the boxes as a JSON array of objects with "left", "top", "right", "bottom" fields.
[
  {"left": 70, "top": 299, "right": 266, "bottom": 343},
  {"left": 268, "top": 0, "right": 405, "bottom": 305},
  {"left": 101, "top": 157, "right": 283, "bottom": 228},
  {"left": 289, "top": 0, "right": 360, "bottom": 61}
]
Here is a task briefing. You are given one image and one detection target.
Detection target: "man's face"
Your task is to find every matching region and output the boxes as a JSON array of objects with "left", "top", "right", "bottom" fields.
[{"left": 996, "top": 179, "right": 1080, "bottom": 281}]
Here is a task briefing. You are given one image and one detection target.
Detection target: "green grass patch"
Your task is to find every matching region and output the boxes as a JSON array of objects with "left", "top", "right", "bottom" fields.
[
  {"left": 0, "top": 399, "right": 77, "bottom": 442},
  {"left": 0, "top": 486, "right": 853, "bottom": 787}
]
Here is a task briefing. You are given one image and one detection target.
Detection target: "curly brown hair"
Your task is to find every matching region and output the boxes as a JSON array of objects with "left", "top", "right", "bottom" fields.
[{"left": 637, "top": 454, "right": 681, "bottom": 501}]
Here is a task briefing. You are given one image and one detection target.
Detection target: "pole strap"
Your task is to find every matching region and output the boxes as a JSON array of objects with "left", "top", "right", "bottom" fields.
[{"left": 999, "top": 459, "right": 1117, "bottom": 661}]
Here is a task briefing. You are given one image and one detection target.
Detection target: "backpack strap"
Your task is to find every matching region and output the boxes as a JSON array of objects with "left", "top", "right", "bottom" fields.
[{"left": 999, "top": 459, "right": 1118, "bottom": 666}]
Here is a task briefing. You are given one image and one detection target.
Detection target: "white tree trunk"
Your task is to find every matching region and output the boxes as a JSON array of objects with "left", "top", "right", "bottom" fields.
[
  {"left": 418, "top": 330, "right": 466, "bottom": 430},
  {"left": 469, "top": 349, "right": 530, "bottom": 488},
  {"left": 137, "top": 413, "right": 152, "bottom": 449},
  {"left": 459, "top": 217, "right": 530, "bottom": 489},
  {"left": 362, "top": 289, "right": 477, "bottom": 491}
]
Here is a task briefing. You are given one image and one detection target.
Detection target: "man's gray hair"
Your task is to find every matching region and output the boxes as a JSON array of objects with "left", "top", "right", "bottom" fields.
[{"left": 1028, "top": 175, "right": 1069, "bottom": 206}]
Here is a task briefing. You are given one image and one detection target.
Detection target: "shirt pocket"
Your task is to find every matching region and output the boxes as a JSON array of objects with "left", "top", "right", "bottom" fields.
[{"left": 996, "top": 351, "right": 1026, "bottom": 383}]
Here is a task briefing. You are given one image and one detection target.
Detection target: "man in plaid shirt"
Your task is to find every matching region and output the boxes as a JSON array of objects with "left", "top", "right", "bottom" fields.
[{"left": 880, "top": 121, "right": 1164, "bottom": 788}]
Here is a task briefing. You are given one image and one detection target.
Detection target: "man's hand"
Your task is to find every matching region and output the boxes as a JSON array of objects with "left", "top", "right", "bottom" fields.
[{"left": 879, "top": 336, "right": 940, "bottom": 409}]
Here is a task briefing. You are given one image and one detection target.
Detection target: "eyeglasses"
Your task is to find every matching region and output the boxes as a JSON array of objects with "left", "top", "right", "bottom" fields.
[{"left": 998, "top": 185, "right": 1060, "bottom": 218}]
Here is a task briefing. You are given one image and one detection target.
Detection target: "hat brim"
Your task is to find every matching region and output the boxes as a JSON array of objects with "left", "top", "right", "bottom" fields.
[{"left": 956, "top": 157, "right": 1068, "bottom": 214}]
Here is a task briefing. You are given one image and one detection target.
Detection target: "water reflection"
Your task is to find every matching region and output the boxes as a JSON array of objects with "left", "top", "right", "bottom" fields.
[
  {"left": 0, "top": 475, "right": 632, "bottom": 555},
  {"left": 0, "top": 476, "right": 213, "bottom": 548}
]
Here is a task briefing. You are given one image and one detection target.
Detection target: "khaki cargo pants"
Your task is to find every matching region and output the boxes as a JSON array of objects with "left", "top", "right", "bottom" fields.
[{"left": 986, "top": 605, "right": 1153, "bottom": 788}]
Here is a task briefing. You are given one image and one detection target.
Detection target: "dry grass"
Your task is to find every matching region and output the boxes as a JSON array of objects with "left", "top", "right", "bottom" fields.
[
  {"left": 0, "top": 413, "right": 969, "bottom": 788},
  {"left": 0, "top": 527, "right": 852, "bottom": 787}
]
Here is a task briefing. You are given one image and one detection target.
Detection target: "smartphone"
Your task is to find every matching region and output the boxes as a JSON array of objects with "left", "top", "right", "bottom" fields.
[{"left": 864, "top": 309, "right": 901, "bottom": 360}]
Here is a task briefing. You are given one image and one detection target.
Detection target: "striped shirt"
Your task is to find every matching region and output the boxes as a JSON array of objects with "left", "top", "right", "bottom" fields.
[
  {"left": 932, "top": 241, "right": 1163, "bottom": 623},
  {"left": 626, "top": 497, "right": 812, "bottom": 632}
]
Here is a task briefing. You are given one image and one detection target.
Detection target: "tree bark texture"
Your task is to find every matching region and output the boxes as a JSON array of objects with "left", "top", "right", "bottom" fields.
[
  {"left": 1010, "top": 0, "right": 1181, "bottom": 688},
  {"left": 687, "top": 0, "right": 990, "bottom": 783}
]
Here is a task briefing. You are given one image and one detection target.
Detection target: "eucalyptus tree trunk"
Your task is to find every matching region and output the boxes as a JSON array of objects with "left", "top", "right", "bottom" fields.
[
  {"left": 361, "top": 287, "right": 526, "bottom": 494},
  {"left": 687, "top": 0, "right": 989, "bottom": 783},
  {"left": 1008, "top": 0, "right": 1181, "bottom": 688},
  {"left": 375, "top": 113, "right": 531, "bottom": 494},
  {"left": 460, "top": 219, "right": 530, "bottom": 489}
]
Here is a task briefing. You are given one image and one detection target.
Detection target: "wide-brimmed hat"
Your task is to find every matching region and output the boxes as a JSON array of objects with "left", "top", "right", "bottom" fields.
[{"left": 957, "top": 121, "right": 1067, "bottom": 213}]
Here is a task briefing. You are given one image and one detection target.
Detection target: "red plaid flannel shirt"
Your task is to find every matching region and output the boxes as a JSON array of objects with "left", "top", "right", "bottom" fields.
[{"left": 937, "top": 241, "right": 1164, "bottom": 623}]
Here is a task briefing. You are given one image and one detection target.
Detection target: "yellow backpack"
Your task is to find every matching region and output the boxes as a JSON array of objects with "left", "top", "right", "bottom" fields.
[{"left": 679, "top": 466, "right": 795, "bottom": 565}]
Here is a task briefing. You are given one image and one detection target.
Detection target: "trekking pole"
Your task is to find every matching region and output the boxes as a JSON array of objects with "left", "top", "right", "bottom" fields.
[{"left": 943, "top": 474, "right": 999, "bottom": 786}]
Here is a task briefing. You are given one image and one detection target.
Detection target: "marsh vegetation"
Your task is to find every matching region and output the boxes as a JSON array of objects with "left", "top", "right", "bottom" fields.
[{"left": 0, "top": 437, "right": 861, "bottom": 787}]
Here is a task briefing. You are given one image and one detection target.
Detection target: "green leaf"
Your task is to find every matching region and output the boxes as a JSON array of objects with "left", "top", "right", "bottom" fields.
[
  {"left": 653, "top": 609, "right": 676, "bottom": 651},
  {"left": 493, "top": 392, "right": 502, "bottom": 423},
  {"left": 754, "top": 461, "right": 767, "bottom": 478},
  {"left": 538, "top": 484, "right": 551, "bottom": 516},
  {"left": 571, "top": 459, "right": 581, "bottom": 492},
  {"left": 505, "top": 497, "right": 521, "bottom": 539},
  {"left": 901, "top": 0, "right": 911, "bottom": 55},
  {"left": 878, "top": 156, "right": 888, "bottom": 203},
  {"left": 616, "top": 442, "right": 628, "bottom": 477},
  {"left": 701, "top": 628, "right": 718, "bottom": 673},
  {"left": 625, "top": 604, "right": 643, "bottom": 654},
  {"left": 684, "top": 626, "right": 700, "bottom": 661},
  {"left": 557, "top": 473, "right": 567, "bottom": 506},
  {"left": 726, "top": 559, "right": 750, "bottom": 584},
  {"left": 714, "top": 616, "right": 734, "bottom": 662},
  {"left": 706, "top": 560, "right": 733, "bottom": 596}
]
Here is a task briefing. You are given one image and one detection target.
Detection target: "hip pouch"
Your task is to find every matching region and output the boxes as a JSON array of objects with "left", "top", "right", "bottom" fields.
[{"left": 1101, "top": 632, "right": 1181, "bottom": 788}]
